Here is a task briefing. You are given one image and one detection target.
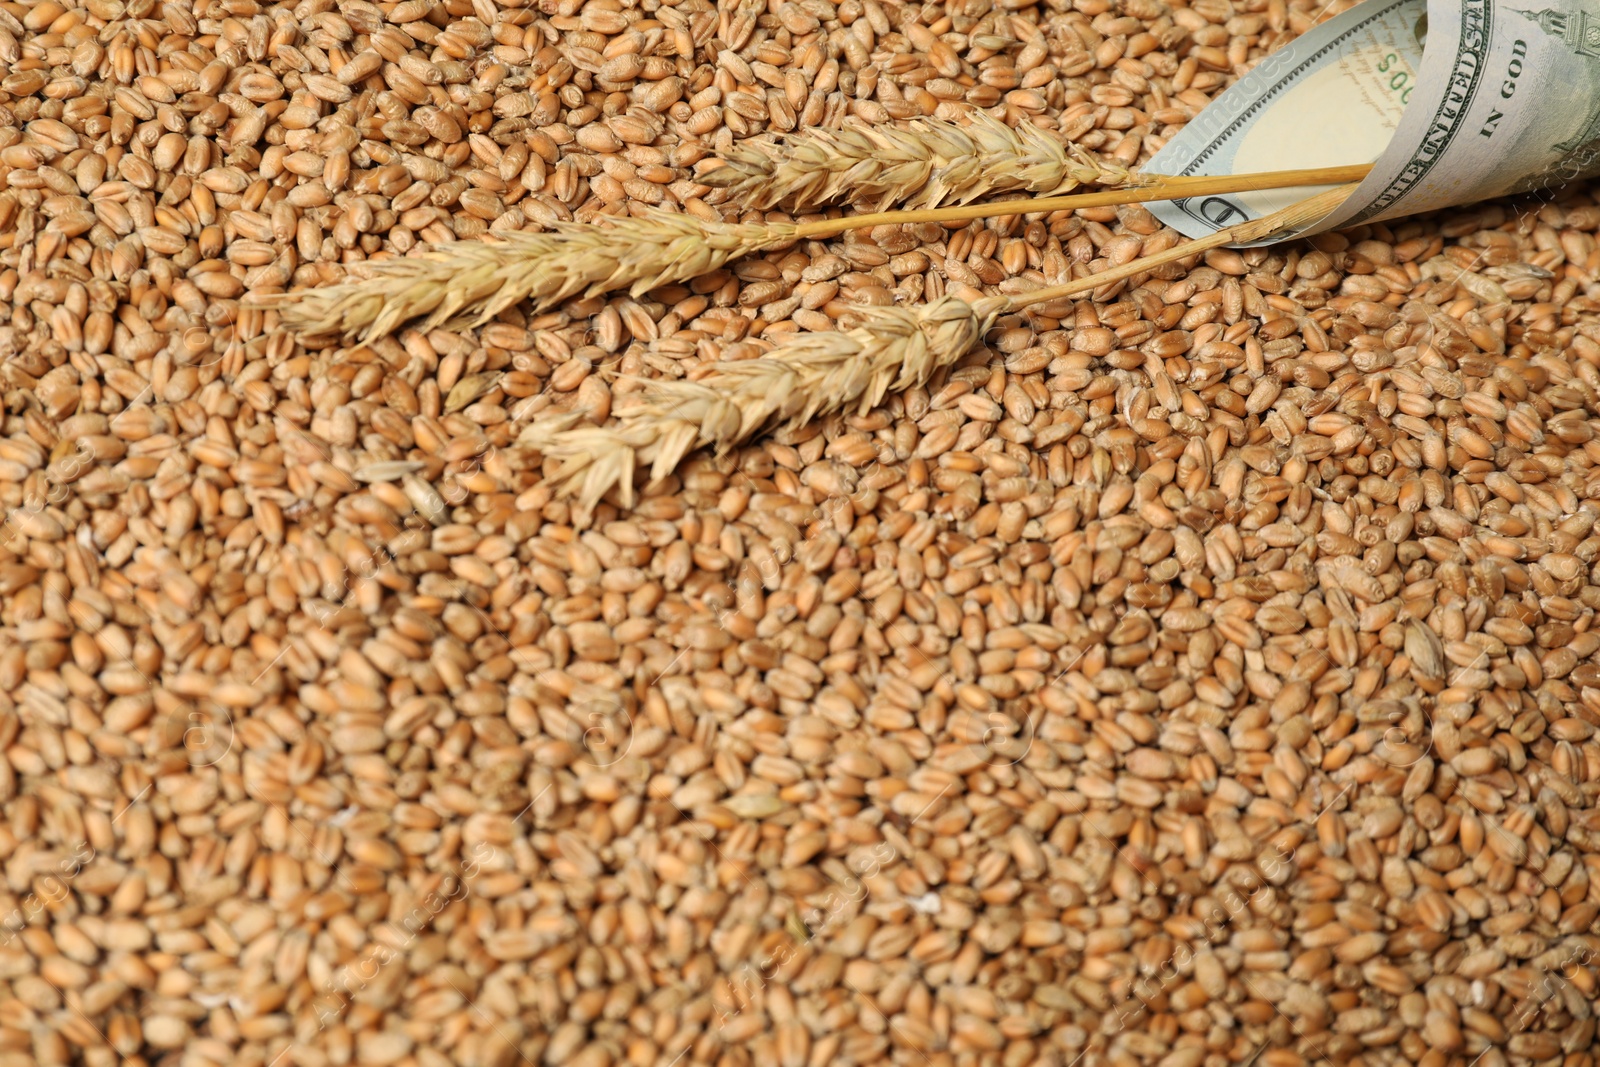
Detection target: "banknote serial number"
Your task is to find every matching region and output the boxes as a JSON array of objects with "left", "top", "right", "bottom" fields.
[
  {"left": 1478, "top": 38, "right": 1528, "bottom": 139},
  {"left": 1376, "top": 51, "right": 1416, "bottom": 105}
]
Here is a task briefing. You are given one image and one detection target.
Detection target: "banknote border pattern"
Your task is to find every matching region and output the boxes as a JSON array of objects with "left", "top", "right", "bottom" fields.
[
  {"left": 1168, "top": 0, "right": 1417, "bottom": 229},
  {"left": 1338, "top": 0, "right": 1494, "bottom": 225}
]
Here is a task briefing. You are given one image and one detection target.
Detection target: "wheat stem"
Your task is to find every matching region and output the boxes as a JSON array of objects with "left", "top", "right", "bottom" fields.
[
  {"left": 522, "top": 187, "right": 1354, "bottom": 509},
  {"left": 793, "top": 165, "right": 1371, "bottom": 239},
  {"left": 1008, "top": 183, "right": 1362, "bottom": 310}
]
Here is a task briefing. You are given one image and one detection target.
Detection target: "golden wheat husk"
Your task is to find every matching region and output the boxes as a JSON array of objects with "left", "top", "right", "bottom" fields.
[
  {"left": 258, "top": 165, "right": 1371, "bottom": 343},
  {"left": 522, "top": 186, "right": 1356, "bottom": 508},
  {"left": 700, "top": 109, "right": 1139, "bottom": 212}
]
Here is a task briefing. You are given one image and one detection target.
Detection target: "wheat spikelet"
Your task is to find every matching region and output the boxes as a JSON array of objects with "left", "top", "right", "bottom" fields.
[
  {"left": 699, "top": 109, "right": 1137, "bottom": 212},
  {"left": 256, "top": 210, "right": 798, "bottom": 342},
  {"left": 519, "top": 295, "right": 1006, "bottom": 508}
]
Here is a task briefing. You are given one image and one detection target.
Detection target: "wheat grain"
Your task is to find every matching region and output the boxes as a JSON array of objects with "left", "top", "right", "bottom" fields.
[
  {"left": 520, "top": 294, "right": 1004, "bottom": 507},
  {"left": 9, "top": 0, "right": 1600, "bottom": 1060},
  {"left": 700, "top": 109, "right": 1139, "bottom": 212}
]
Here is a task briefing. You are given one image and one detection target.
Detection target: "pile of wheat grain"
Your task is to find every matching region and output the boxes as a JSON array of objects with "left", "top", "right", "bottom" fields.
[{"left": 4, "top": 0, "right": 1600, "bottom": 1065}]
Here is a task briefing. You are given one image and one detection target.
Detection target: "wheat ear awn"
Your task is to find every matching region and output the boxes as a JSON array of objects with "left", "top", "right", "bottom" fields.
[
  {"left": 699, "top": 110, "right": 1137, "bottom": 211},
  {"left": 521, "top": 185, "right": 1356, "bottom": 508},
  {"left": 258, "top": 165, "right": 1371, "bottom": 343}
]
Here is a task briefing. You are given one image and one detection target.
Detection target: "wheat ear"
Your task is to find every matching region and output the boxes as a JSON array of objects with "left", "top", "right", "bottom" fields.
[
  {"left": 252, "top": 211, "right": 799, "bottom": 342},
  {"left": 521, "top": 185, "right": 1356, "bottom": 508},
  {"left": 520, "top": 295, "right": 1006, "bottom": 508},
  {"left": 257, "top": 165, "right": 1371, "bottom": 343},
  {"left": 700, "top": 109, "right": 1138, "bottom": 212}
]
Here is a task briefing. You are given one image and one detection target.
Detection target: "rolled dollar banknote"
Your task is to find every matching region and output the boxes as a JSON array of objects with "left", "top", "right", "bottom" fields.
[{"left": 1145, "top": 0, "right": 1600, "bottom": 244}]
